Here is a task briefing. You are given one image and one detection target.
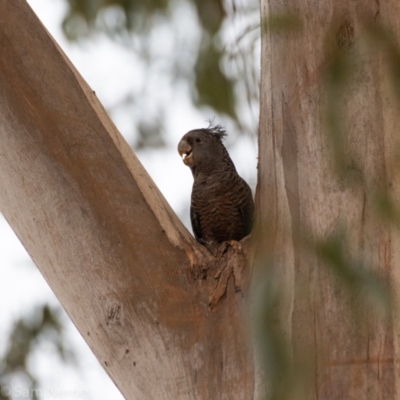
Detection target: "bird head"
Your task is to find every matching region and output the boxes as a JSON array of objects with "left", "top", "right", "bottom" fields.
[{"left": 177, "top": 123, "right": 229, "bottom": 173}]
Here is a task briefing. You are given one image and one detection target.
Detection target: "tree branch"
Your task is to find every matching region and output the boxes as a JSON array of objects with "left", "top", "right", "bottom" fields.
[{"left": 0, "top": 2, "right": 255, "bottom": 399}]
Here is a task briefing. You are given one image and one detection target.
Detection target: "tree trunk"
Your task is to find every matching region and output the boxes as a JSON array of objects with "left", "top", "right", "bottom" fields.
[
  {"left": 0, "top": 2, "right": 255, "bottom": 399},
  {"left": 258, "top": 0, "right": 400, "bottom": 398}
]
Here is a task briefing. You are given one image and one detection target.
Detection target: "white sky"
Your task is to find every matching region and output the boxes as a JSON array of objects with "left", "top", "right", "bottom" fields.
[{"left": 0, "top": 0, "right": 258, "bottom": 398}]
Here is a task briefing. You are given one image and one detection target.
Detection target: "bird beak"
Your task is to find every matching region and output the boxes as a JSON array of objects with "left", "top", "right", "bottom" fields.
[{"left": 178, "top": 139, "right": 193, "bottom": 166}]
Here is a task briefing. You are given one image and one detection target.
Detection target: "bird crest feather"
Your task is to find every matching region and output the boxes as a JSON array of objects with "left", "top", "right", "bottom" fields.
[{"left": 204, "top": 119, "right": 227, "bottom": 141}]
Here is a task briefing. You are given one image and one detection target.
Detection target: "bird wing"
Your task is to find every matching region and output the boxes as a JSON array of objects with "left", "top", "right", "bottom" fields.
[
  {"left": 238, "top": 178, "right": 255, "bottom": 237},
  {"left": 190, "top": 206, "right": 202, "bottom": 241}
]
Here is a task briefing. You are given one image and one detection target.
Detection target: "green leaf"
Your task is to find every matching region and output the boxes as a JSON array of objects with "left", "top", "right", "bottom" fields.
[{"left": 194, "top": 43, "right": 236, "bottom": 119}]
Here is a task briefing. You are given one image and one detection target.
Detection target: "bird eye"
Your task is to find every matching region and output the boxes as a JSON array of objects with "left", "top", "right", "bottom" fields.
[{"left": 195, "top": 138, "right": 201, "bottom": 143}]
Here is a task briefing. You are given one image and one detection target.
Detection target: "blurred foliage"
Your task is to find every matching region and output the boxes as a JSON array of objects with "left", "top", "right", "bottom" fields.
[
  {"left": 194, "top": 43, "right": 236, "bottom": 119},
  {"left": 136, "top": 115, "right": 166, "bottom": 149},
  {"left": 261, "top": 14, "right": 303, "bottom": 35},
  {"left": 252, "top": 15, "right": 397, "bottom": 400},
  {"left": 0, "top": 305, "right": 75, "bottom": 400},
  {"left": 60, "top": 0, "right": 260, "bottom": 147},
  {"left": 315, "top": 231, "right": 391, "bottom": 314},
  {"left": 252, "top": 264, "right": 305, "bottom": 400},
  {"left": 365, "top": 22, "right": 400, "bottom": 102},
  {"left": 323, "top": 29, "right": 354, "bottom": 179},
  {"left": 253, "top": 232, "right": 392, "bottom": 400}
]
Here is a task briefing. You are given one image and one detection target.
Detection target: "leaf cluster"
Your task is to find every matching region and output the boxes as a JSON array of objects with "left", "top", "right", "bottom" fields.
[
  {"left": 0, "top": 305, "right": 74, "bottom": 399},
  {"left": 60, "top": 0, "right": 260, "bottom": 147}
]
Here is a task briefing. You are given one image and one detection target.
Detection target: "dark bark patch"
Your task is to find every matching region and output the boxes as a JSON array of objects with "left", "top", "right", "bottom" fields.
[
  {"left": 336, "top": 21, "right": 355, "bottom": 52},
  {"left": 106, "top": 303, "right": 122, "bottom": 326}
]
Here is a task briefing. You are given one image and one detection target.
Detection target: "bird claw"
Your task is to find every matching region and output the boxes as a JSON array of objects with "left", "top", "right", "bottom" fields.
[
  {"left": 199, "top": 240, "right": 228, "bottom": 258},
  {"left": 208, "top": 240, "right": 247, "bottom": 309}
]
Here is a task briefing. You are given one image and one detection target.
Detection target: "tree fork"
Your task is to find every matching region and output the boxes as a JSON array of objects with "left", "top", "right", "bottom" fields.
[{"left": 0, "top": 2, "right": 256, "bottom": 399}]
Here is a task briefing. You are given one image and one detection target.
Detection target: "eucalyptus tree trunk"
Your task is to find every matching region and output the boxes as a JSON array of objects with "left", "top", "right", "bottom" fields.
[{"left": 258, "top": 0, "right": 400, "bottom": 398}]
